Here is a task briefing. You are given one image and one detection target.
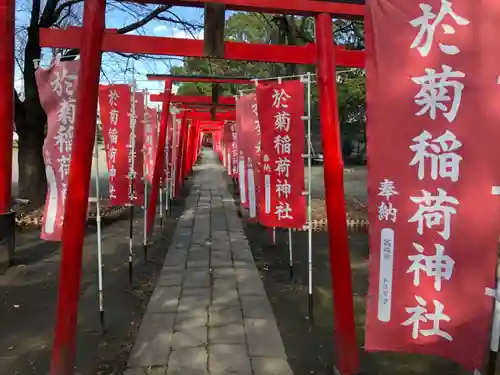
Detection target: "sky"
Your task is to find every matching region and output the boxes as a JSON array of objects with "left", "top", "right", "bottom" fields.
[{"left": 15, "top": 3, "right": 210, "bottom": 95}]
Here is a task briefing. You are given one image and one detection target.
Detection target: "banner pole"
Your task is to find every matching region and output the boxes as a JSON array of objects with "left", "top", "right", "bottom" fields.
[
  {"left": 143, "top": 89, "right": 148, "bottom": 263},
  {"left": 128, "top": 70, "right": 137, "bottom": 286},
  {"left": 305, "top": 72, "right": 314, "bottom": 321},
  {"left": 94, "top": 130, "right": 105, "bottom": 333}
]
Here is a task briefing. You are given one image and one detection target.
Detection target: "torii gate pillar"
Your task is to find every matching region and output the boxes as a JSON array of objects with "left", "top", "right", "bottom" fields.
[
  {"left": 0, "top": 0, "right": 16, "bottom": 274},
  {"left": 50, "top": 0, "right": 105, "bottom": 374},
  {"left": 315, "top": 12, "right": 360, "bottom": 375}
]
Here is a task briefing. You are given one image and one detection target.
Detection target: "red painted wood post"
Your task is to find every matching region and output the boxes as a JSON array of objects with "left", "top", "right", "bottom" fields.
[
  {"left": 0, "top": 0, "right": 14, "bottom": 214},
  {"left": 147, "top": 81, "right": 173, "bottom": 235},
  {"left": 50, "top": 1, "right": 105, "bottom": 374},
  {"left": 315, "top": 13, "right": 359, "bottom": 375}
]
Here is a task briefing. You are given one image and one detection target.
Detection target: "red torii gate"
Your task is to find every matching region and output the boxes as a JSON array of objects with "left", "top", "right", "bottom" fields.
[
  {"left": 149, "top": 93, "right": 235, "bottom": 199},
  {"left": 0, "top": 1, "right": 365, "bottom": 374}
]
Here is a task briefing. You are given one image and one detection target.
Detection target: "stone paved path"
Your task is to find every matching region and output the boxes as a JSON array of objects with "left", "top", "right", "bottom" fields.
[{"left": 125, "top": 150, "right": 293, "bottom": 375}]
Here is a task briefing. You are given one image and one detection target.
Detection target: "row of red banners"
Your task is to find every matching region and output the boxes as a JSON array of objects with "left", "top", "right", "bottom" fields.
[
  {"left": 214, "top": 80, "right": 307, "bottom": 229},
  {"left": 36, "top": 60, "right": 207, "bottom": 242},
  {"left": 36, "top": 60, "right": 167, "bottom": 241}
]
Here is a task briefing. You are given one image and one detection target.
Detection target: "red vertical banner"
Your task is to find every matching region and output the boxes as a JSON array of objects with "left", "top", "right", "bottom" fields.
[
  {"left": 236, "top": 98, "right": 249, "bottom": 207},
  {"left": 256, "top": 80, "right": 306, "bottom": 229},
  {"left": 230, "top": 121, "right": 238, "bottom": 177},
  {"left": 165, "top": 112, "right": 173, "bottom": 186},
  {"left": 223, "top": 121, "right": 232, "bottom": 175},
  {"left": 132, "top": 92, "right": 145, "bottom": 205},
  {"left": 365, "top": 1, "right": 500, "bottom": 371},
  {"left": 99, "top": 84, "right": 131, "bottom": 206},
  {"left": 236, "top": 94, "right": 261, "bottom": 218},
  {"left": 144, "top": 107, "right": 158, "bottom": 184},
  {"left": 247, "top": 94, "right": 261, "bottom": 219},
  {"left": 36, "top": 60, "right": 79, "bottom": 241}
]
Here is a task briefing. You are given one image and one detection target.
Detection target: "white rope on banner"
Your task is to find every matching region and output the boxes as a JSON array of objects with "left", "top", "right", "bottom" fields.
[
  {"left": 143, "top": 89, "right": 149, "bottom": 262},
  {"left": 93, "top": 130, "right": 105, "bottom": 333}
]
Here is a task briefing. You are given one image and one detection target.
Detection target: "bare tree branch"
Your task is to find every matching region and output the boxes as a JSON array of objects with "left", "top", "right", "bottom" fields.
[
  {"left": 50, "top": 0, "right": 84, "bottom": 27},
  {"left": 117, "top": 5, "right": 172, "bottom": 34}
]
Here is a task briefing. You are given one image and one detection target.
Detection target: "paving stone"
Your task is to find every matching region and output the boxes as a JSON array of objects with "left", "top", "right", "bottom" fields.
[
  {"left": 171, "top": 326, "right": 208, "bottom": 349},
  {"left": 176, "top": 308, "right": 209, "bottom": 330},
  {"left": 211, "top": 232, "right": 230, "bottom": 242},
  {"left": 237, "top": 277, "right": 266, "bottom": 297},
  {"left": 144, "top": 368, "right": 167, "bottom": 375},
  {"left": 231, "top": 249, "right": 253, "bottom": 262},
  {"left": 187, "top": 249, "right": 210, "bottom": 262},
  {"left": 164, "top": 254, "right": 187, "bottom": 268},
  {"left": 251, "top": 358, "right": 293, "bottom": 375},
  {"left": 210, "top": 243, "right": 231, "bottom": 253},
  {"left": 213, "top": 278, "right": 237, "bottom": 290},
  {"left": 147, "top": 287, "right": 181, "bottom": 313},
  {"left": 183, "top": 270, "right": 210, "bottom": 288},
  {"left": 245, "top": 318, "right": 286, "bottom": 358},
  {"left": 167, "top": 347, "right": 208, "bottom": 375},
  {"left": 128, "top": 313, "right": 175, "bottom": 367},
  {"left": 233, "top": 259, "right": 255, "bottom": 269},
  {"left": 208, "top": 344, "right": 251, "bottom": 375},
  {"left": 236, "top": 268, "right": 260, "bottom": 282},
  {"left": 211, "top": 249, "right": 232, "bottom": 259},
  {"left": 210, "top": 257, "right": 233, "bottom": 269},
  {"left": 209, "top": 324, "right": 246, "bottom": 344},
  {"left": 158, "top": 271, "right": 184, "bottom": 287},
  {"left": 211, "top": 267, "right": 235, "bottom": 279},
  {"left": 178, "top": 294, "right": 210, "bottom": 312},
  {"left": 209, "top": 304, "right": 243, "bottom": 326},
  {"left": 187, "top": 259, "right": 210, "bottom": 270},
  {"left": 161, "top": 263, "right": 185, "bottom": 272},
  {"left": 182, "top": 287, "right": 210, "bottom": 298},
  {"left": 123, "top": 369, "right": 145, "bottom": 375},
  {"left": 212, "top": 287, "right": 240, "bottom": 306},
  {"left": 240, "top": 295, "right": 274, "bottom": 320}
]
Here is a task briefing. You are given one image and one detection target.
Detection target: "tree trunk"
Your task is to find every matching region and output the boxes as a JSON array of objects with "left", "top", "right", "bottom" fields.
[{"left": 16, "top": 119, "right": 47, "bottom": 208}]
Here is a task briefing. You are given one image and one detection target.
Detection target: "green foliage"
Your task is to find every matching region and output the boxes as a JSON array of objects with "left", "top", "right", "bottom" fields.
[{"left": 172, "top": 13, "right": 366, "bottom": 159}]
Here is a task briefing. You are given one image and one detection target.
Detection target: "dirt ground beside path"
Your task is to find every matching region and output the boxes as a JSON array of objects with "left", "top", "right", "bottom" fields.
[
  {"left": 0, "top": 182, "right": 190, "bottom": 375},
  {"left": 243, "top": 223, "right": 497, "bottom": 375}
]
